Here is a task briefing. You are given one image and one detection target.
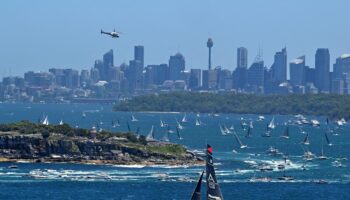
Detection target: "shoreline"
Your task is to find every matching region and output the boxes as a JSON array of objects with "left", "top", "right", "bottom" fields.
[{"left": 0, "top": 157, "right": 204, "bottom": 167}]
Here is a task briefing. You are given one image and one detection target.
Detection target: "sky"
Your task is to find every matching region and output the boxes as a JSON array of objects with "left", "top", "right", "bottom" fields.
[{"left": 1, "top": 0, "right": 350, "bottom": 78}]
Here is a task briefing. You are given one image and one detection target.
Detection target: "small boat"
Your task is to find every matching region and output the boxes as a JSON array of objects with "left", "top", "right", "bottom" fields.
[
  {"left": 245, "top": 126, "right": 252, "bottom": 138},
  {"left": 310, "top": 119, "right": 320, "bottom": 127},
  {"left": 160, "top": 119, "right": 167, "bottom": 127},
  {"left": 195, "top": 118, "right": 201, "bottom": 126},
  {"left": 131, "top": 115, "right": 138, "bottom": 122},
  {"left": 146, "top": 125, "right": 156, "bottom": 141},
  {"left": 181, "top": 113, "right": 188, "bottom": 123},
  {"left": 7, "top": 165, "right": 18, "bottom": 169},
  {"left": 266, "top": 146, "right": 281, "bottom": 156},
  {"left": 82, "top": 112, "right": 86, "bottom": 118},
  {"left": 303, "top": 133, "right": 310, "bottom": 145},
  {"left": 176, "top": 127, "right": 183, "bottom": 140},
  {"left": 324, "top": 132, "right": 332, "bottom": 146},
  {"left": 229, "top": 125, "right": 235, "bottom": 131},
  {"left": 233, "top": 131, "right": 247, "bottom": 149},
  {"left": 268, "top": 117, "right": 276, "bottom": 129},
  {"left": 59, "top": 120, "right": 64, "bottom": 125},
  {"left": 280, "top": 126, "right": 289, "bottom": 139},
  {"left": 304, "top": 151, "right": 314, "bottom": 161},
  {"left": 175, "top": 118, "right": 184, "bottom": 130},
  {"left": 278, "top": 175, "right": 294, "bottom": 181},
  {"left": 258, "top": 115, "right": 265, "bottom": 121},
  {"left": 42, "top": 115, "right": 49, "bottom": 126}
]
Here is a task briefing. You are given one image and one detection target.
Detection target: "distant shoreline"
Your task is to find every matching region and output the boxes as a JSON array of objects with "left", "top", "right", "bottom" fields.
[{"left": 113, "top": 92, "right": 350, "bottom": 120}]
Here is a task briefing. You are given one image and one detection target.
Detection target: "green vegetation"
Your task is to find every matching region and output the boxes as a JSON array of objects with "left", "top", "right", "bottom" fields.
[{"left": 114, "top": 92, "right": 350, "bottom": 120}]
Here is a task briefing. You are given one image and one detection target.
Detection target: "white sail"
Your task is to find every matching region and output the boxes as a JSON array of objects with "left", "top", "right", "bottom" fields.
[
  {"left": 59, "top": 119, "right": 63, "bottom": 125},
  {"left": 42, "top": 116, "right": 49, "bottom": 126},
  {"left": 131, "top": 115, "right": 138, "bottom": 122},
  {"left": 176, "top": 119, "right": 184, "bottom": 130},
  {"left": 181, "top": 113, "right": 188, "bottom": 123},
  {"left": 268, "top": 117, "right": 275, "bottom": 129},
  {"left": 195, "top": 118, "right": 200, "bottom": 126},
  {"left": 233, "top": 132, "right": 247, "bottom": 149},
  {"left": 146, "top": 125, "right": 155, "bottom": 141},
  {"left": 219, "top": 124, "right": 227, "bottom": 135}
]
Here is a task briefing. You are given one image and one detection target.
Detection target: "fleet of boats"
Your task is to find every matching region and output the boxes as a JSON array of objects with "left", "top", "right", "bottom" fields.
[{"left": 28, "top": 112, "right": 349, "bottom": 191}]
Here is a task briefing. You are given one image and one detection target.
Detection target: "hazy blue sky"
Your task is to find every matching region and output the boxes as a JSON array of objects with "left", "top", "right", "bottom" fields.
[{"left": 1, "top": 0, "right": 350, "bottom": 78}]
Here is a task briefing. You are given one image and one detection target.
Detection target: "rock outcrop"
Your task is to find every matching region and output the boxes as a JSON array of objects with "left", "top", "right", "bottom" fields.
[{"left": 0, "top": 132, "right": 201, "bottom": 165}]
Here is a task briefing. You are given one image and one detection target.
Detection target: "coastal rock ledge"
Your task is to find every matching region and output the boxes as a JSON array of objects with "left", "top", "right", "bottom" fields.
[{"left": 0, "top": 126, "right": 202, "bottom": 166}]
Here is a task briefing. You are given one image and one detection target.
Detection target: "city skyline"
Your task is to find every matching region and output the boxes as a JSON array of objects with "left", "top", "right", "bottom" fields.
[{"left": 1, "top": 0, "right": 350, "bottom": 78}]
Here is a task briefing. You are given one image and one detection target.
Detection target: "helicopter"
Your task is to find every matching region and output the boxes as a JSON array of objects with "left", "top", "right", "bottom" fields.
[{"left": 100, "top": 29, "right": 120, "bottom": 38}]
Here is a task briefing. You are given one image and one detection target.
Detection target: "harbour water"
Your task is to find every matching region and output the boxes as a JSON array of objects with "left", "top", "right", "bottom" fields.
[{"left": 0, "top": 103, "right": 349, "bottom": 199}]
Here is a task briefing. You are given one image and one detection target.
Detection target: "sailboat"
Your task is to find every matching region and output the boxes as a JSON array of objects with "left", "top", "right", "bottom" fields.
[
  {"left": 190, "top": 171, "right": 204, "bottom": 200},
  {"left": 223, "top": 125, "right": 231, "bottom": 134},
  {"left": 181, "top": 113, "right": 188, "bottom": 123},
  {"left": 176, "top": 119, "right": 184, "bottom": 130},
  {"left": 195, "top": 118, "right": 201, "bottom": 126},
  {"left": 278, "top": 155, "right": 294, "bottom": 181},
  {"left": 190, "top": 145, "right": 224, "bottom": 200},
  {"left": 42, "top": 115, "right": 49, "bottom": 126},
  {"left": 268, "top": 117, "right": 276, "bottom": 129},
  {"left": 59, "top": 119, "right": 64, "bottom": 125},
  {"left": 233, "top": 131, "right": 247, "bottom": 149},
  {"left": 303, "top": 133, "right": 310, "bottom": 145},
  {"left": 245, "top": 126, "right": 252, "bottom": 138},
  {"left": 280, "top": 126, "right": 289, "bottom": 139},
  {"left": 262, "top": 124, "right": 271, "bottom": 137},
  {"left": 318, "top": 134, "right": 328, "bottom": 160},
  {"left": 82, "top": 112, "right": 86, "bottom": 118},
  {"left": 206, "top": 144, "right": 224, "bottom": 200},
  {"left": 229, "top": 124, "right": 235, "bottom": 131},
  {"left": 160, "top": 119, "right": 166, "bottom": 127},
  {"left": 146, "top": 125, "right": 156, "bottom": 141},
  {"left": 131, "top": 115, "right": 138, "bottom": 122},
  {"left": 176, "top": 127, "right": 183, "bottom": 140},
  {"left": 324, "top": 132, "right": 332, "bottom": 146}
]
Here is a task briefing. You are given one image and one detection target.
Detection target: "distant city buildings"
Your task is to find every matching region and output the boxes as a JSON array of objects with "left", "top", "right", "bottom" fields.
[{"left": 1, "top": 40, "right": 350, "bottom": 102}]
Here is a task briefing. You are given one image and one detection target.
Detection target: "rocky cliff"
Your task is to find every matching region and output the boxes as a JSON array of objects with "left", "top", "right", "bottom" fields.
[{"left": 0, "top": 132, "right": 200, "bottom": 165}]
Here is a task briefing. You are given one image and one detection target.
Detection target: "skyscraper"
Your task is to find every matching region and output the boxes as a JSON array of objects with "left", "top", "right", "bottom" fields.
[
  {"left": 271, "top": 47, "right": 287, "bottom": 83},
  {"left": 333, "top": 54, "right": 350, "bottom": 94},
  {"left": 247, "top": 61, "right": 264, "bottom": 88},
  {"left": 134, "top": 46, "right": 144, "bottom": 68},
  {"left": 315, "top": 48, "right": 330, "bottom": 93},
  {"left": 237, "top": 47, "right": 248, "bottom": 69},
  {"left": 98, "top": 49, "right": 114, "bottom": 81},
  {"left": 189, "top": 69, "right": 202, "bottom": 89},
  {"left": 290, "top": 56, "right": 305, "bottom": 86},
  {"left": 207, "top": 38, "right": 213, "bottom": 70},
  {"left": 169, "top": 53, "right": 185, "bottom": 80}
]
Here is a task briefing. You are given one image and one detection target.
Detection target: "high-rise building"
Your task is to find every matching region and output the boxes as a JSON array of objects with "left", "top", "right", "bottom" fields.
[
  {"left": 127, "top": 60, "right": 143, "bottom": 90},
  {"left": 207, "top": 38, "right": 213, "bottom": 70},
  {"left": 315, "top": 48, "right": 330, "bottom": 93},
  {"left": 271, "top": 48, "right": 287, "bottom": 83},
  {"left": 232, "top": 67, "right": 247, "bottom": 89},
  {"left": 102, "top": 49, "right": 114, "bottom": 81},
  {"left": 290, "top": 56, "right": 306, "bottom": 86},
  {"left": 237, "top": 47, "right": 248, "bottom": 69},
  {"left": 247, "top": 61, "right": 264, "bottom": 88},
  {"left": 333, "top": 54, "right": 350, "bottom": 94},
  {"left": 189, "top": 69, "right": 202, "bottom": 89},
  {"left": 202, "top": 70, "right": 217, "bottom": 90},
  {"left": 134, "top": 46, "right": 144, "bottom": 68},
  {"left": 169, "top": 53, "right": 185, "bottom": 81}
]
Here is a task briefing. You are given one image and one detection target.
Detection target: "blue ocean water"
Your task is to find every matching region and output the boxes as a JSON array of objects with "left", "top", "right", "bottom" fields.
[{"left": 0, "top": 103, "right": 349, "bottom": 200}]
